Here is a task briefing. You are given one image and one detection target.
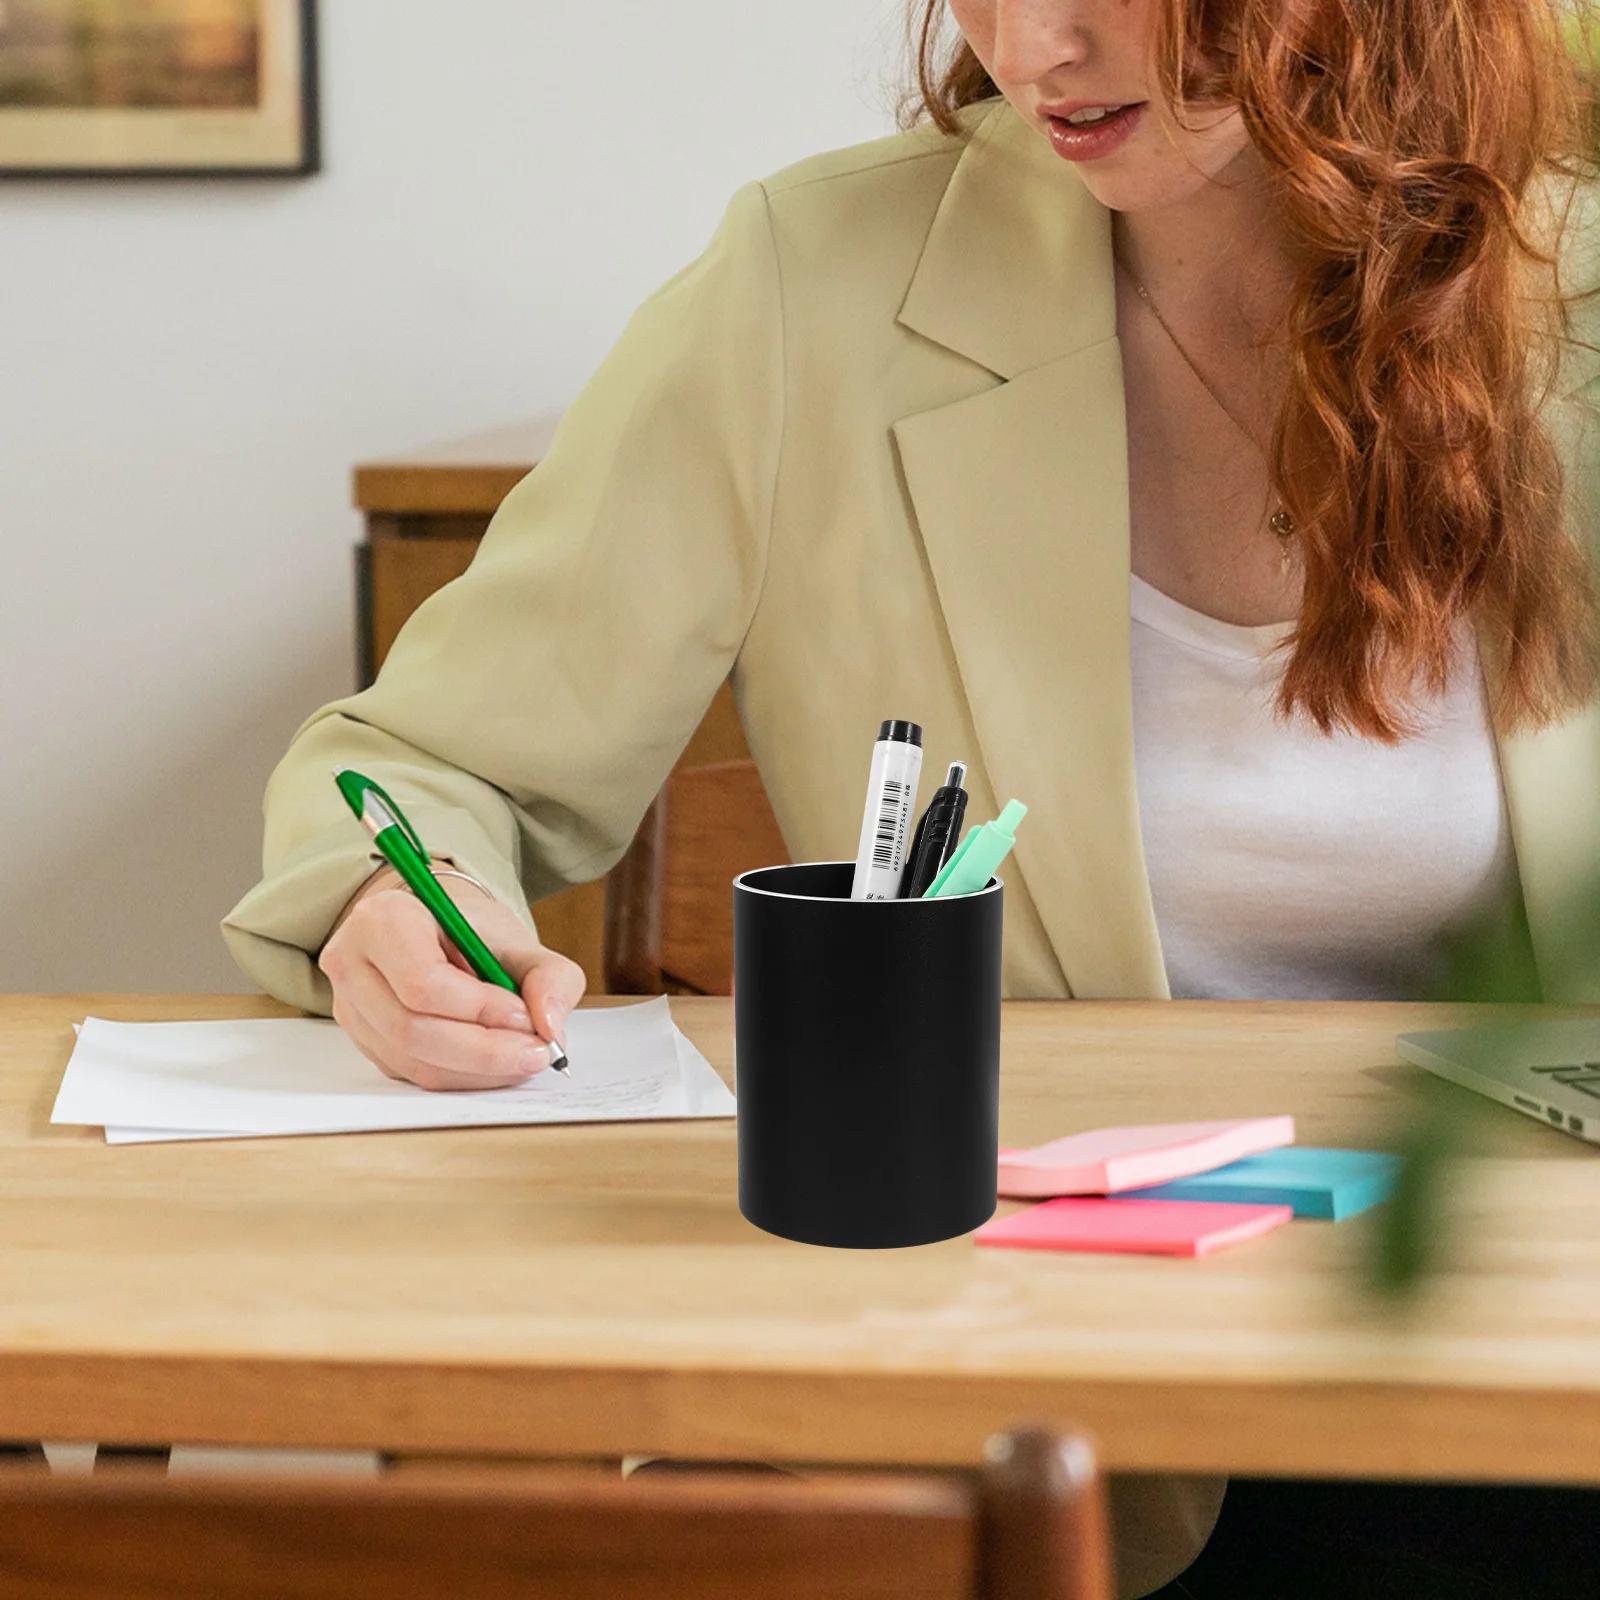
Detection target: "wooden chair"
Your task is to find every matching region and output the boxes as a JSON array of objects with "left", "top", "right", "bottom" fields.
[
  {"left": 604, "top": 759, "right": 790, "bottom": 995},
  {"left": 0, "top": 1427, "right": 1112, "bottom": 1600}
]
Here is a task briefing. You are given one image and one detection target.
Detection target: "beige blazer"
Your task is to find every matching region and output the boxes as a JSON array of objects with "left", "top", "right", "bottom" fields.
[
  {"left": 221, "top": 101, "right": 1600, "bottom": 1595},
  {"left": 224, "top": 99, "right": 1600, "bottom": 1018}
]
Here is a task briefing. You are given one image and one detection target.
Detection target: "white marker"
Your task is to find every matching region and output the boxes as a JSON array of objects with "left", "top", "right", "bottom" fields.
[{"left": 850, "top": 719, "right": 924, "bottom": 900}]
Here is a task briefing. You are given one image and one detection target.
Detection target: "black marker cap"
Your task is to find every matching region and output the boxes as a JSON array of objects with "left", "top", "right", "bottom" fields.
[{"left": 878, "top": 719, "right": 923, "bottom": 747}]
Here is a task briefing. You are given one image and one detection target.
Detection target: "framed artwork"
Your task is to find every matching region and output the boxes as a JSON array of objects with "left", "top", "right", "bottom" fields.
[{"left": 0, "top": 0, "right": 317, "bottom": 177}]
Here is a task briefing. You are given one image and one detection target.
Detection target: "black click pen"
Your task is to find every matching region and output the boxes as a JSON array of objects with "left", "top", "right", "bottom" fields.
[{"left": 901, "top": 761, "right": 970, "bottom": 898}]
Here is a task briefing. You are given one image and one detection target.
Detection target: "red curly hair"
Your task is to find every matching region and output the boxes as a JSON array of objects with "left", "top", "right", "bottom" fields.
[{"left": 911, "top": 0, "right": 1600, "bottom": 740}]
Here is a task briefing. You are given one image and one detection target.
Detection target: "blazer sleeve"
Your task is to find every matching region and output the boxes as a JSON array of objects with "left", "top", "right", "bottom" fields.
[{"left": 222, "top": 181, "right": 786, "bottom": 1013}]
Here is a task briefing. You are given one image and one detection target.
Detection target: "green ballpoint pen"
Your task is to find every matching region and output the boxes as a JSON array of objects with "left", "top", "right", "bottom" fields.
[{"left": 333, "top": 768, "right": 569, "bottom": 1076}]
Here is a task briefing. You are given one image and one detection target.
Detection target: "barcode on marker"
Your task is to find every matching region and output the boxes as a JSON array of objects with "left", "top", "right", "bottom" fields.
[{"left": 870, "top": 779, "right": 908, "bottom": 869}]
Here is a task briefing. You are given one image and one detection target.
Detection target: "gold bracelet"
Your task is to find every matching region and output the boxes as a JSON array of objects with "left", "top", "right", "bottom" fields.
[
  {"left": 325, "top": 862, "right": 497, "bottom": 955},
  {"left": 362, "top": 855, "right": 494, "bottom": 900},
  {"left": 430, "top": 865, "right": 497, "bottom": 901}
]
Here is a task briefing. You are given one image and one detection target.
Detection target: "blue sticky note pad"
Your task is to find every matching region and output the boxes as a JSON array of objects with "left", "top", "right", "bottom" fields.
[{"left": 1121, "top": 1148, "right": 1400, "bottom": 1221}]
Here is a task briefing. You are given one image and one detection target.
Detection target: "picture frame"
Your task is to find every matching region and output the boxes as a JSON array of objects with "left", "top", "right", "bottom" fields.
[{"left": 0, "top": 0, "right": 318, "bottom": 178}]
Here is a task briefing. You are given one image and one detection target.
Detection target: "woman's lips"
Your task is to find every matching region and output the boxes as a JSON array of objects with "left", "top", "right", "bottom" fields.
[{"left": 1043, "top": 103, "right": 1146, "bottom": 162}]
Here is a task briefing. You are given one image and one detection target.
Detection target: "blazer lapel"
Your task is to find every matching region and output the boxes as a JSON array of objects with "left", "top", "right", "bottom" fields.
[
  {"left": 1498, "top": 706, "right": 1600, "bottom": 1002},
  {"left": 1495, "top": 373, "right": 1600, "bottom": 1002},
  {"left": 891, "top": 107, "right": 1168, "bottom": 999}
]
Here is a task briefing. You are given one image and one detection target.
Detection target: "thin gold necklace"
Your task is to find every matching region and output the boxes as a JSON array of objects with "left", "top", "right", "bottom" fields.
[{"left": 1114, "top": 254, "right": 1297, "bottom": 568}]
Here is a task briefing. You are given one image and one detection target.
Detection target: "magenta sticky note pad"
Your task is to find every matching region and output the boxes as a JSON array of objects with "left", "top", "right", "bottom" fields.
[
  {"left": 997, "top": 1117, "right": 1295, "bottom": 1199},
  {"left": 976, "top": 1198, "right": 1294, "bottom": 1258}
]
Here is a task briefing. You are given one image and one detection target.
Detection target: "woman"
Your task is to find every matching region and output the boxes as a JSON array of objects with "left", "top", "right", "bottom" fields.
[{"left": 226, "top": 1, "right": 1600, "bottom": 1593}]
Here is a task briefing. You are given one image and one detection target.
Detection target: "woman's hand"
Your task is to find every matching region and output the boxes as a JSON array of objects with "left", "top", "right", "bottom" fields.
[{"left": 318, "top": 868, "right": 587, "bottom": 1092}]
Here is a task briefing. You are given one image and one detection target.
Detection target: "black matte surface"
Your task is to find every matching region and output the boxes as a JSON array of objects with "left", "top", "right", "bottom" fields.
[{"left": 733, "top": 862, "right": 1002, "bottom": 1249}]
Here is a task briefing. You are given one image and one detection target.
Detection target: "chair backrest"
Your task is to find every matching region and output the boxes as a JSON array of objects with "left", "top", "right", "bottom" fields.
[
  {"left": 604, "top": 759, "right": 790, "bottom": 995},
  {"left": 0, "top": 1428, "right": 1111, "bottom": 1600}
]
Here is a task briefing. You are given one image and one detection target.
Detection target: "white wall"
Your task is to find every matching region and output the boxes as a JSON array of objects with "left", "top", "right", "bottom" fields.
[{"left": 0, "top": 0, "right": 904, "bottom": 991}]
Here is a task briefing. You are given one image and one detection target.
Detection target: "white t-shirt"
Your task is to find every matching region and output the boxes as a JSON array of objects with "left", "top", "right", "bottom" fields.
[{"left": 1129, "top": 575, "right": 1539, "bottom": 1002}]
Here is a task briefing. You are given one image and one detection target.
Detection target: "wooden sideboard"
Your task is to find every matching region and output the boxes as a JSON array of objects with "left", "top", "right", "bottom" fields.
[{"left": 353, "top": 419, "right": 750, "bottom": 991}]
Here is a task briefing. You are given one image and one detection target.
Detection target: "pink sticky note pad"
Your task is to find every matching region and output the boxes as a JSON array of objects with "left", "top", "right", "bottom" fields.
[
  {"left": 997, "top": 1117, "right": 1295, "bottom": 1199},
  {"left": 976, "top": 1198, "right": 1294, "bottom": 1258}
]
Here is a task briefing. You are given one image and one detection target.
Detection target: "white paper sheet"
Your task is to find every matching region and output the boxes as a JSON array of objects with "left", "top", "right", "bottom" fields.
[
  {"left": 52, "top": 998, "right": 735, "bottom": 1144},
  {"left": 98, "top": 1028, "right": 733, "bottom": 1144}
]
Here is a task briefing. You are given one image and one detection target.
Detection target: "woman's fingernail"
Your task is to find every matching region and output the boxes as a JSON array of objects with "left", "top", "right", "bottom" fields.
[
  {"left": 507, "top": 1007, "right": 533, "bottom": 1032},
  {"left": 545, "top": 999, "right": 569, "bottom": 1043},
  {"left": 518, "top": 1043, "right": 549, "bottom": 1075}
]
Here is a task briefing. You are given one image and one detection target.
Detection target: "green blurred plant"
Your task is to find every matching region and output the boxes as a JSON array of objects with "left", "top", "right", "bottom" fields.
[
  {"left": 1359, "top": 5, "right": 1600, "bottom": 1304},
  {"left": 1366, "top": 928, "right": 1539, "bottom": 1301},
  {"left": 1370, "top": 1095, "right": 1464, "bottom": 1298}
]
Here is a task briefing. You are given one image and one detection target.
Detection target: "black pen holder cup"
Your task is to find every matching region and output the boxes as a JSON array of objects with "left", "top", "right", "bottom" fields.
[{"left": 733, "top": 862, "right": 1002, "bottom": 1249}]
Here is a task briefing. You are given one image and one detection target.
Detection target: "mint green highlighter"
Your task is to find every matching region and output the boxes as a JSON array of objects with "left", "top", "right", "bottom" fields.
[{"left": 925, "top": 799, "right": 1028, "bottom": 898}]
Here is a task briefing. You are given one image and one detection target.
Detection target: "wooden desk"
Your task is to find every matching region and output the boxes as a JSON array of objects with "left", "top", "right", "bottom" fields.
[
  {"left": 353, "top": 421, "right": 750, "bottom": 989},
  {"left": 9, "top": 997, "right": 1600, "bottom": 1481}
]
